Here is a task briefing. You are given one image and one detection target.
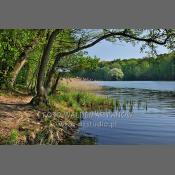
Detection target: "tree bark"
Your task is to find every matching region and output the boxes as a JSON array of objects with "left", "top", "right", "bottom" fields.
[
  {"left": 31, "top": 29, "right": 62, "bottom": 106},
  {"left": 50, "top": 74, "right": 61, "bottom": 95},
  {"left": 8, "top": 52, "right": 28, "bottom": 87},
  {"left": 45, "top": 58, "right": 61, "bottom": 94}
]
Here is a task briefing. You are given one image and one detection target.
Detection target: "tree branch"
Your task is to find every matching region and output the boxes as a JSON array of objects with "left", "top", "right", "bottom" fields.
[{"left": 57, "top": 30, "right": 171, "bottom": 59}]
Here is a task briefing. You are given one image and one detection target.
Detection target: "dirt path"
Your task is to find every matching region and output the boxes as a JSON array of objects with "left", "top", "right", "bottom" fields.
[
  {"left": 0, "top": 93, "right": 38, "bottom": 136},
  {"left": 0, "top": 91, "right": 77, "bottom": 144}
]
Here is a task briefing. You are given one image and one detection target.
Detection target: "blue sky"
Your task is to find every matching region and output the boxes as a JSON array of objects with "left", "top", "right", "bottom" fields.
[{"left": 85, "top": 40, "right": 170, "bottom": 61}]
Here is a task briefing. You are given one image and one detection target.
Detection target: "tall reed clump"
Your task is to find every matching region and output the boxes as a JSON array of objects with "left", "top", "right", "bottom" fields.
[
  {"left": 49, "top": 85, "right": 114, "bottom": 112},
  {"left": 61, "top": 78, "right": 102, "bottom": 92}
]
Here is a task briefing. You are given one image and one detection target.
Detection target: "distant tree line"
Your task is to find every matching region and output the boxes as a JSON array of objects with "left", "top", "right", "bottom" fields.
[{"left": 73, "top": 52, "right": 175, "bottom": 81}]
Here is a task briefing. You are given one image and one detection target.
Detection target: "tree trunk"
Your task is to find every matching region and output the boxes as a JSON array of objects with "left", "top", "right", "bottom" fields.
[
  {"left": 50, "top": 74, "right": 61, "bottom": 95},
  {"left": 7, "top": 30, "right": 45, "bottom": 88},
  {"left": 31, "top": 29, "right": 62, "bottom": 106},
  {"left": 45, "top": 60, "right": 59, "bottom": 94},
  {"left": 44, "top": 54, "right": 63, "bottom": 94},
  {"left": 8, "top": 53, "right": 28, "bottom": 87}
]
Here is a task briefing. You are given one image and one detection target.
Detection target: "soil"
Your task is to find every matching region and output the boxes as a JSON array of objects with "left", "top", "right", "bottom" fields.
[{"left": 0, "top": 93, "right": 39, "bottom": 137}]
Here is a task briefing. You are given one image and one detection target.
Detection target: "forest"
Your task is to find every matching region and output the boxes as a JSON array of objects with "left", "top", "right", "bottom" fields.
[
  {"left": 74, "top": 52, "right": 175, "bottom": 81},
  {"left": 0, "top": 29, "right": 174, "bottom": 144}
]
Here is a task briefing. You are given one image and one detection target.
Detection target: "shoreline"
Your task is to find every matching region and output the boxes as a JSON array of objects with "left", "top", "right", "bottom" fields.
[{"left": 0, "top": 78, "right": 114, "bottom": 144}]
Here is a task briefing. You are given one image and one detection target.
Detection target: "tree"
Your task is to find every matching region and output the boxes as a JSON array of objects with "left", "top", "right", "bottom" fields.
[
  {"left": 7, "top": 30, "right": 46, "bottom": 88},
  {"left": 31, "top": 29, "right": 63, "bottom": 105},
  {"left": 24, "top": 29, "right": 175, "bottom": 106},
  {"left": 0, "top": 29, "right": 47, "bottom": 89},
  {"left": 109, "top": 68, "right": 124, "bottom": 80}
]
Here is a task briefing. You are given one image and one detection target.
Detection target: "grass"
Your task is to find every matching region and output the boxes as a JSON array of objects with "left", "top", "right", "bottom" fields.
[{"left": 49, "top": 84, "right": 114, "bottom": 113}]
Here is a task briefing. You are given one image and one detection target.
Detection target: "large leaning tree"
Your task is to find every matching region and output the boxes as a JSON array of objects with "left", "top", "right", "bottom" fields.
[
  {"left": 0, "top": 29, "right": 47, "bottom": 89},
  {"left": 7, "top": 29, "right": 46, "bottom": 88},
  {"left": 30, "top": 29, "right": 175, "bottom": 106}
]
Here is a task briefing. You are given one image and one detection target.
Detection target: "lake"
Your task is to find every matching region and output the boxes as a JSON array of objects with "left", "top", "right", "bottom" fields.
[{"left": 74, "top": 81, "right": 175, "bottom": 145}]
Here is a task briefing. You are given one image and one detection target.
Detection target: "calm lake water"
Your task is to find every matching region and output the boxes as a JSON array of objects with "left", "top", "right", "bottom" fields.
[{"left": 74, "top": 81, "right": 175, "bottom": 145}]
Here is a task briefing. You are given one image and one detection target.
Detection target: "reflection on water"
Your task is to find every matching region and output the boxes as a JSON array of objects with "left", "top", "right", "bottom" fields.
[{"left": 73, "top": 82, "right": 175, "bottom": 145}]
